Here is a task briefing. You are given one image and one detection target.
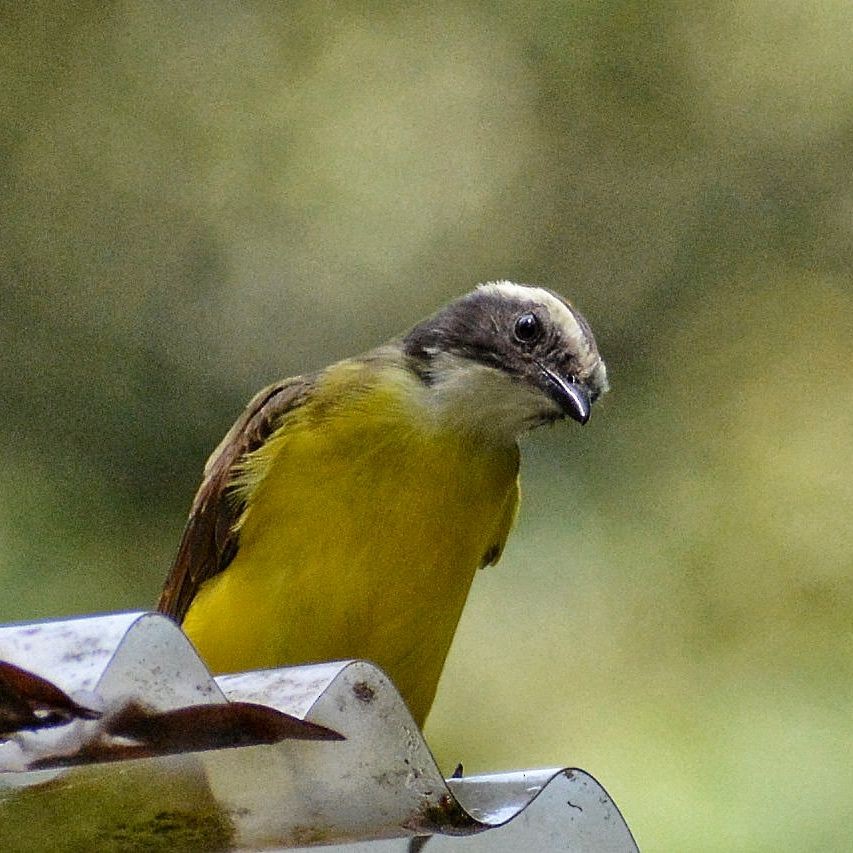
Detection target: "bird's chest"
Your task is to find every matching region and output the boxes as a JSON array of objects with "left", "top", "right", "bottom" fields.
[
  {"left": 241, "top": 414, "right": 517, "bottom": 589},
  {"left": 236, "top": 416, "right": 518, "bottom": 721},
  {"left": 184, "top": 383, "right": 521, "bottom": 723}
]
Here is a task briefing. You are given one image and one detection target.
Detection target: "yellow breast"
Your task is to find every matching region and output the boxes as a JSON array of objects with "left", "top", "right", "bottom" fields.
[{"left": 182, "top": 361, "right": 520, "bottom": 724}]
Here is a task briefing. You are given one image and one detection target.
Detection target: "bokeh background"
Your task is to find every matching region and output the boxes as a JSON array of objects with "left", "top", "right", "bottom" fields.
[{"left": 2, "top": 3, "right": 851, "bottom": 850}]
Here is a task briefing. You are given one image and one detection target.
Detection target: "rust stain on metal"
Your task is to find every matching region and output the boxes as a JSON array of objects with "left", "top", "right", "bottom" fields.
[
  {"left": 352, "top": 680, "right": 376, "bottom": 704},
  {"left": 410, "top": 793, "right": 478, "bottom": 836}
]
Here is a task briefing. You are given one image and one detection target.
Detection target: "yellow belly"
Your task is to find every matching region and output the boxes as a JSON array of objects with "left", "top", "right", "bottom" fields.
[{"left": 182, "top": 372, "right": 519, "bottom": 725}]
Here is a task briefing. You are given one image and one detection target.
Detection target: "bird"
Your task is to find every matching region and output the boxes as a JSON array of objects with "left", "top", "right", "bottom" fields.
[{"left": 157, "top": 281, "right": 608, "bottom": 727}]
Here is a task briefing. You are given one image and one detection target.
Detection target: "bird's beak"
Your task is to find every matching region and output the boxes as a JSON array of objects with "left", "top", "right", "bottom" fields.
[{"left": 540, "top": 368, "right": 591, "bottom": 425}]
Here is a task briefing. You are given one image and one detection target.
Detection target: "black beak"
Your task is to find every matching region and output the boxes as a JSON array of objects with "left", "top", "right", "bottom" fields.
[{"left": 541, "top": 368, "right": 591, "bottom": 424}]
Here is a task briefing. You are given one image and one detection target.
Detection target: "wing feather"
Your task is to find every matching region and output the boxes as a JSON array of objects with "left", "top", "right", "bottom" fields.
[
  {"left": 157, "top": 376, "right": 314, "bottom": 622},
  {"left": 483, "top": 459, "right": 520, "bottom": 568}
]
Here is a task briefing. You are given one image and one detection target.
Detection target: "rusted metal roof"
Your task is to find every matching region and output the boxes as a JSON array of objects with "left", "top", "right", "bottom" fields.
[{"left": 0, "top": 612, "right": 637, "bottom": 851}]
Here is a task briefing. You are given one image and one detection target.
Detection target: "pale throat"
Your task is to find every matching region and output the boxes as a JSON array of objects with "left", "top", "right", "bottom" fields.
[{"left": 408, "top": 352, "right": 551, "bottom": 443}]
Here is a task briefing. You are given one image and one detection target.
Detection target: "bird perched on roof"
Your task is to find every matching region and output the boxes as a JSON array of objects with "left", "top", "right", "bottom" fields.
[{"left": 158, "top": 281, "right": 608, "bottom": 726}]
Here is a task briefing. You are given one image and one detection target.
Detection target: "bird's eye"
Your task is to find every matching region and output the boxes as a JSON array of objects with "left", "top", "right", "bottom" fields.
[{"left": 513, "top": 312, "right": 541, "bottom": 344}]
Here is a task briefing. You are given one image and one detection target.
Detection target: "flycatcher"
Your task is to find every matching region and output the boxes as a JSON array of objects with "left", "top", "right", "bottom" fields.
[{"left": 158, "top": 281, "right": 608, "bottom": 726}]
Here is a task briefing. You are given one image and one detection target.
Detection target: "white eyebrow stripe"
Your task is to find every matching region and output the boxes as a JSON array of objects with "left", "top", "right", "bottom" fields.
[{"left": 477, "top": 280, "right": 590, "bottom": 360}]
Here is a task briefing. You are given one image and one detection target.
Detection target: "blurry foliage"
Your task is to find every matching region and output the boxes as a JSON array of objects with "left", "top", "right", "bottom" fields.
[{"left": 1, "top": 2, "right": 851, "bottom": 850}]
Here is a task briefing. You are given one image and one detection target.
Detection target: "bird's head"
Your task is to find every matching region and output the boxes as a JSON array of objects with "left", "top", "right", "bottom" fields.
[{"left": 402, "top": 281, "right": 608, "bottom": 439}]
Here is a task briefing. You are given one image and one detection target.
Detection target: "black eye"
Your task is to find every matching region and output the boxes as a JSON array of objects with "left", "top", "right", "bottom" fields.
[{"left": 513, "top": 312, "right": 541, "bottom": 344}]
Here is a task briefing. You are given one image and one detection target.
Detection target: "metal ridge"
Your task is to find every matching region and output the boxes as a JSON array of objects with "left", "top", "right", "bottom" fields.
[{"left": 0, "top": 612, "right": 637, "bottom": 851}]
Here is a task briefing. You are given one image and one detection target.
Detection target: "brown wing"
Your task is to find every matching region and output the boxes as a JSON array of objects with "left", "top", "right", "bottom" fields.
[{"left": 157, "top": 376, "right": 315, "bottom": 623}]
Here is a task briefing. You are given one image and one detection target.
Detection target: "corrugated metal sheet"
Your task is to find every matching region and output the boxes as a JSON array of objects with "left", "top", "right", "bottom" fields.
[{"left": 0, "top": 612, "right": 637, "bottom": 851}]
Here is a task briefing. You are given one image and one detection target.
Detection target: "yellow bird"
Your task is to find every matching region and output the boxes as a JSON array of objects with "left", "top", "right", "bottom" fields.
[{"left": 157, "top": 281, "right": 608, "bottom": 726}]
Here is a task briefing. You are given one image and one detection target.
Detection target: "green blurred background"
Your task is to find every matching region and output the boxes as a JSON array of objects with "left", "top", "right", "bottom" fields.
[{"left": 2, "top": 3, "right": 851, "bottom": 850}]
